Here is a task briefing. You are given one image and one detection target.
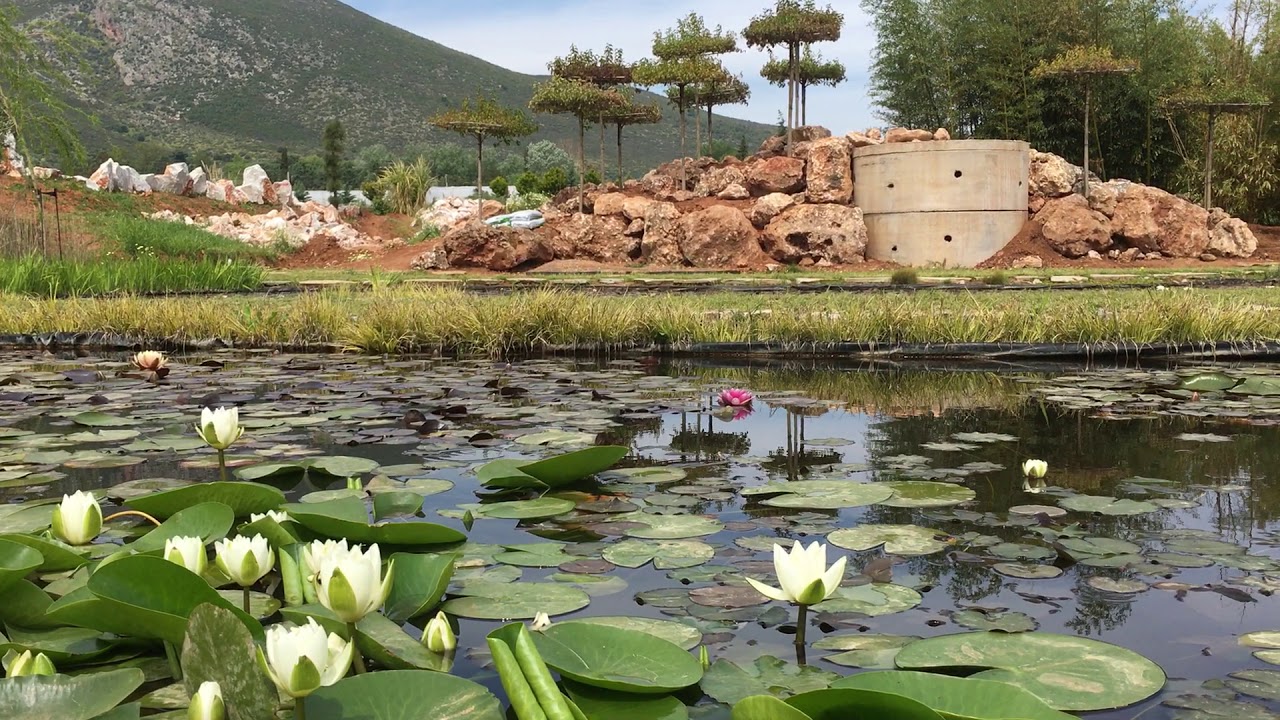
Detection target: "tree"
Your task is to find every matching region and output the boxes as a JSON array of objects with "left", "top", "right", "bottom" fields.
[
  {"left": 634, "top": 13, "right": 738, "bottom": 185},
  {"left": 321, "top": 120, "right": 347, "bottom": 193},
  {"left": 761, "top": 47, "right": 845, "bottom": 125},
  {"left": 686, "top": 71, "right": 751, "bottom": 148},
  {"left": 1162, "top": 81, "right": 1270, "bottom": 210},
  {"left": 549, "top": 45, "right": 635, "bottom": 176},
  {"left": 0, "top": 5, "right": 83, "bottom": 174},
  {"left": 354, "top": 144, "right": 394, "bottom": 186},
  {"left": 278, "top": 147, "right": 290, "bottom": 180},
  {"left": 744, "top": 1, "right": 844, "bottom": 137},
  {"left": 429, "top": 95, "right": 538, "bottom": 193},
  {"left": 602, "top": 98, "right": 663, "bottom": 181},
  {"left": 525, "top": 140, "right": 576, "bottom": 177},
  {"left": 1032, "top": 45, "right": 1137, "bottom": 198},
  {"left": 529, "top": 76, "right": 627, "bottom": 211}
]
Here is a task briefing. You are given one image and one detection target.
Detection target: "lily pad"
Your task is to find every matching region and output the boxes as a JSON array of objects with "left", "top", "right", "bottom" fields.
[
  {"left": 306, "top": 670, "right": 503, "bottom": 720},
  {"left": 384, "top": 552, "right": 455, "bottom": 624},
  {"left": 814, "top": 584, "right": 923, "bottom": 616},
  {"left": 893, "top": 631, "right": 1166, "bottom": 711},
  {"left": 701, "top": 656, "right": 838, "bottom": 705},
  {"left": 602, "top": 539, "right": 715, "bottom": 570},
  {"left": 283, "top": 497, "right": 465, "bottom": 546},
  {"left": 533, "top": 622, "right": 703, "bottom": 694},
  {"left": 881, "top": 482, "right": 977, "bottom": 508},
  {"left": 812, "top": 634, "right": 920, "bottom": 669},
  {"left": 1087, "top": 577, "right": 1148, "bottom": 594},
  {"left": 829, "top": 525, "right": 951, "bottom": 556},
  {"left": 744, "top": 480, "right": 894, "bottom": 510},
  {"left": 1058, "top": 495, "right": 1160, "bottom": 516},
  {"left": 441, "top": 581, "right": 590, "bottom": 619},
  {"left": 619, "top": 513, "right": 724, "bottom": 540},
  {"left": 833, "top": 670, "right": 1079, "bottom": 720},
  {"left": 1228, "top": 670, "right": 1280, "bottom": 701},
  {"left": 992, "top": 563, "right": 1062, "bottom": 580},
  {"left": 125, "top": 482, "right": 286, "bottom": 520},
  {"left": 565, "top": 681, "right": 689, "bottom": 720},
  {"left": 0, "top": 669, "right": 144, "bottom": 720},
  {"left": 181, "top": 604, "right": 277, "bottom": 720},
  {"left": 569, "top": 616, "right": 701, "bottom": 651},
  {"left": 470, "top": 498, "right": 576, "bottom": 520},
  {"left": 131, "top": 502, "right": 233, "bottom": 554},
  {"left": 477, "top": 446, "right": 629, "bottom": 490},
  {"left": 952, "top": 609, "right": 1037, "bottom": 633},
  {"left": 0, "top": 538, "right": 47, "bottom": 592}
]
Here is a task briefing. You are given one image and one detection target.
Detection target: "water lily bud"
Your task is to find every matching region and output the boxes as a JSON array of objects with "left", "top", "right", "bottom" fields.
[
  {"left": 51, "top": 490, "right": 102, "bottom": 546},
  {"left": 164, "top": 536, "right": 207, "bottom": 575},
  {"left": 214, "top": 535, "right": 275, "bottom": 587},
  {"left": 746, "top": 541, "right": 846, "bottom": 606},
  {"left": 196, "top": 406, "right": 244, "bottom": 450},
  {"left": 1022, "top": 459, "right": 1048, "bottom": 478},
  {"left": 345, "top": 476, "right": 362, "bottom": 491},
  {"left": 189, "top": 681, "right": 224, "bottom": 720},
  {"left": 249, "top": 510, "right": 290, "bottom": 524},
  {"left": 531, "top": 611, "right": 552, "bottom": 632},
  {"left": 132, "top": 351, "right": 167, "bottom": 372},
  {"left": 4, "top": 650, "right": 55, "bottom": 677},
  {"left": 257, "top": 618, "right": 353, "bottom": 698},
  {"left": 314, "top": 542, "right": 394, "bottom": 623},
  {"left": 699, "top": 645, "right": 710, "bottom": 670},
  {"left": 422, "top": 611, "right": 456, "bottom": 653}
]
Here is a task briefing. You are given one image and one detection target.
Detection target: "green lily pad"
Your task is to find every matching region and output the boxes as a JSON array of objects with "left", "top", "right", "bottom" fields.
[
  {"left": 131, "top": 502, "right": 233, "bottom": 554},
  {"left": 744, "top": 480, "right": 894, "bottom": 510},
  {"left": 1058, "top": 495, "right": 1160, "bottom": 516},
  {"left": 570, "top": 616, "right": 702, "bottom": 651},
  {"left": 988, "top": 543, "right": 1057, "bottom": 561},
  {"left": 829, "top": 524, "right": 951, "bottom": 556},
  {"left": 833, "top": 670, "right": 1079, "bottom": 720},
  {"left": 478, "top": 446, "right": 629, "bottom": 490},
  {"left": 70, "top": 412, "right": 138, "bottom": 428},
  {"left": 813, "top": 634, "right": 920, "bottom": 669},
  {"left": 470, "top": 498, "right": 576, "bottom": 520},
  {"left": 1179, "top": 372, "right": 1238, "bottom": 392},
  {"left": 602, "top": 539, "right": 715, "bottom": 570},
  {"left": 952, "top": 609, "right": 1037, "bottom": 633},
  {"left": 992, "top": 563, "right": 1062, "bottom": 579},
  {"left": 701, "top": 656, "right": 838, "bottom": 705},
  {"left": 607, "top": 467, "right": 689, "bottom": 484},
  {"left": 283, "top": 497, "right": 465, "bottom": 546},
  {"left": 0, "top": 669, "right": 144, "bottom": 720},
  {"left": 893, "top": 631, "right": 1166, "bottom": 711},
  {"left": 181, "top": 604, "right": 277, "bottom": 720},
  {"left": 0, "top": 534, "right": 87, "bottom": 572},
  {"left": 1231, "top": 377, "right": 1280, "bottom": 396},
  {"left": 784, "top": 688, "right": 948, "bottom": 720},
  {"left": 1228, "top": 670, "right": 1280, "bottom": 701},
  {"left": 565, "top": 681, "right": 689, "bottom": 720},
  {"left": 384, "top": 552, "right": 455, "bottom": 623},
  {"left": 125, "top": 482, "right": 286, "bottom": 520},
  {"left": 1058, "top": 537, "right": 1143, "bottom": 557},
  {"left": 306, "top": 670, "right": 503, "bottom": 720},
  {"left": 0, "top": 538, "right": 44, "bottom": 593},
  {"left": 881, "top": 482, "right": 977, "bottom": 508},
  {"left": 619, "top": 513, "right": 724, "bottom": 540},
  {"left": 441, "top": 581, "right": 590, "bottom": 619},
  {"left": 814, "top": 584, "right": 922, "bottom": 616},
  {"left": 1087, "top": 577, "right": 1148, "bottom": 594},
  {"left": 534, "top": 622, "right": 703, "bottom": 694}
]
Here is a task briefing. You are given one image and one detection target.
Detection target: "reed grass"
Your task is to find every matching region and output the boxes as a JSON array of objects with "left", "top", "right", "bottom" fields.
[
  {"left": 0, "top": 256, "right": 264, "bottom": 297},
  {"left": 0, "top": 286, "right": 1277, "bottom": 354},
  {"left": 102, "top": 214, "right": 282, "bottom": 262}
]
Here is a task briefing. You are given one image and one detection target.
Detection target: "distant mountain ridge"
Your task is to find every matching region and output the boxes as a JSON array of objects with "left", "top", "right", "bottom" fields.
[{"left": 19, "top": 0, "right": 774, "bottom": 173}]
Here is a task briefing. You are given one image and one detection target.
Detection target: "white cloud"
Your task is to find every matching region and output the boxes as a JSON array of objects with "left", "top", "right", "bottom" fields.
[{"left": 362, "top": 0, "right": 879, "bottom": 133}]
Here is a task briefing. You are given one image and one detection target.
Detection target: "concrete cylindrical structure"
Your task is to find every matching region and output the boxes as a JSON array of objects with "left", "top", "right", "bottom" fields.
[{"left": 853, "top": 140, "right": 1030, "bottom": 267}]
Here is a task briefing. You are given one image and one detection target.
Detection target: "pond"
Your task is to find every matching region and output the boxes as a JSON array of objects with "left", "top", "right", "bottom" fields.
[{"left": 2, "top": 351, "right": 1280, "bottom": 719}]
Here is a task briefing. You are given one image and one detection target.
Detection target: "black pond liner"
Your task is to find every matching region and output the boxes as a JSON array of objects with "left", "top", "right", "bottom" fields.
[{"left": 3, "top": 332, "right": 1280, "bottom": 363}]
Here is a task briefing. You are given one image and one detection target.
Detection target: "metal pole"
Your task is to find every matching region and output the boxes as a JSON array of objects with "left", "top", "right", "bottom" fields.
[
  {"left": 1204, "top": 111, "right": 1216, "bottom": 210},
  {"left": 1082, "top": 84, "right": 1091, "bottom": 200}
]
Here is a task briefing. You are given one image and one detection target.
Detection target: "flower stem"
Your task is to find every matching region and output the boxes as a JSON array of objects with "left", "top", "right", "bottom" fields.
[
  {"left": 794, "top": 603, "right": 809, "bottom": 666},
  {"left": 102, "top": 510, "right": 162, "bottom": 527},
  {"left": 295, "top": 696, "right": 306, "bottom": 720},
  {"left": 348, "top": 622, "right": 367, "bottom": 674},
  {"left": 163, "top": 640, "right": 183, "bottom": 681},
  {"left": 243, "top": 586, "right": 251, "bottom": 615},
  {"left": 217, "top": 449, "right": 228, "bottom": 482}
]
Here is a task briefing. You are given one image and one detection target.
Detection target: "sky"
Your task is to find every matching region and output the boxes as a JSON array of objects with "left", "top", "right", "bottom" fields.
[{"left": 343, "top": 0, "right": 879, "bottom": 134}]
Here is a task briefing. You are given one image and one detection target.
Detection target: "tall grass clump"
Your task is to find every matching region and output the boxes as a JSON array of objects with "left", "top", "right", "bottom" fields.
[
  {"left": 0, "top": 255, "right": 263, "bottom": 297},
  {"left": 367, "top": 158, "right": 434, "bottom": 215},
  {"left": 889, "top": 268, "right": 919, "bottom": 285},
  {"left": 102, "top": 214, "right": 282, "bottom": 263},
  {"left": 504, "top": 192, "right": 550, "bottom": 213}
]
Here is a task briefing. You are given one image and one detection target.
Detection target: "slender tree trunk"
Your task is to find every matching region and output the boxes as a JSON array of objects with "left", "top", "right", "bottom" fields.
[
  {"left": 1204, "top": 110, "right": 1217, "bottom": 210},
  {"left": 475, "top": 135, "right": 484, "bottom": 218},
  {"left": 694, "top": 106, "right": 702, "bottom": 158},
  {"left": 1082, "top": 84, "right": 1090, "bottom": 200},
  {"left": 802, "top": 83, "right": 808, "bottom": 126},
  {"left": 706, "top": 104, "right": 714, "bottom": 149},
  {"left": 616, "top": 123, "right": 624, "bottom": 183},
  {"left": 678, "top": 86, "right": 687, "bottom": 187},
  {"left": 599, "top": 114, "right": 606, "bottom": 179},
  {"left": 787, "top": 44, "right": 796, "bottom": 135},
  {"left": 578, "top": 117, "right": 586, "bottom": 213}
]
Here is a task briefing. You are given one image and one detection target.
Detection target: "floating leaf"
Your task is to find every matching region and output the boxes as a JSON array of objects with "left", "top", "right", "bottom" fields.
[
  {"left": 833, "top": 670, "right": 1079, "bottom": 720},
  {"left": 813, "top": 634, "right": 920, "bottom": 669},
  {"left": 283, "top": 497, "right": 465, "bottom": 546},
  {"left": 952, "top": 609, "right": 1038, "bottom": 633},
  {"left": 1087, "top": 577, "right": 1148, "bottom": 594},
  {"left": 534, "top": 622, "right": 703, "bottom": 694},
  {"left": 181, "top": 604, "right": 277, "bottom": 720},
  {"left": 829, "top": 525, "right": 951, "bottom": 556},
  {"left": 814, "top": 584, "right": 922, "bottom": 616},
  {"left": 306, "top": 670, "right": 503, "bottom": 720},
  {"left": 126, "top": 482, "right": 285, "bottom": 520},
  {"left": 0, "top": 669, "right": 144, "bottom": 720},
  {"left": 470, "top": 498, "right": 576, "bottom": 520},
  {"left": 1058, "top": 495, "right": 1159, "bottom": 516},
  {"left": 570, "top": 616, "right": 701, "bottom": 651},
  {"left": 131, "top": 502, "right": 233, "bottom": 554},
  {"left": 602, "top": 539, "right": 715, "bottom": 570},
  {"left": 881, "top": 482, "right": 976, "bottom": 508},
  {"left": 441, "top": 581, "right": 589, "bottom": 619},
  {"left": 384, "top": 553, "right": 455, "bottom": 624},
  {"left": 992, "top": 563, "right": 1062, "bottom": 579},
  {"left": 565, "top": 681, "right": 689, "bottom": 720},
  {"left": 0, "top": 538, "right": 46, "bottom": 593},
  {"left": 702, "top": 656, "right": 838, "bottom": 705},
  {"left": 744, "top": 480, "right": 894, "bottom": 510}
]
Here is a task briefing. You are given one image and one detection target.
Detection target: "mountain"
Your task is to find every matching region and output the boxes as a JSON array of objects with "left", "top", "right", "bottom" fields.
[{"left": 18, "top": 0, "right": 775, "bottom": 174}]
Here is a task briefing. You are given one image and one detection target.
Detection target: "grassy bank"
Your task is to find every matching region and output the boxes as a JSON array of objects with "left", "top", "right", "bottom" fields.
[
  {"left": 0, "top": 256, "right": 263, "bottom": 297},
  {"left": 1, "top": 286, "right": 1278, "bottom": 354}
]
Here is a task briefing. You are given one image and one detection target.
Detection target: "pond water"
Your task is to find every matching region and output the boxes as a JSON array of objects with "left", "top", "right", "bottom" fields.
[{"left": 3, "top": 352, "right": 1280, "bottom": 718}]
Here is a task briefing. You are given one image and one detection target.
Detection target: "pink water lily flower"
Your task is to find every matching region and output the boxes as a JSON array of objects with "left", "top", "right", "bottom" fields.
[
  {"left": 730, "top": 406, "right": 754, "bottom": 422},
  {"left": 718, "top": 388, "right": 754, "bottom": 407}
]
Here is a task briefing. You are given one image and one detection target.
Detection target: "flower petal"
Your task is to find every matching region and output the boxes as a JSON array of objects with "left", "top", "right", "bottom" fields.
[{"left": 745, "top": 576, "right": 791, "bottom": 603}]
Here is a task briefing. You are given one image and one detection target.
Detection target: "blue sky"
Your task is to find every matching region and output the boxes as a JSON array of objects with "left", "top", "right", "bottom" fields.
[{"left": 343, "top": 0, "right": 878, "bottom": 133}]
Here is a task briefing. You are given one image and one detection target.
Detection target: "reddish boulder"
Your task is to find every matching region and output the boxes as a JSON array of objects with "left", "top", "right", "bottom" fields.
[
  {"left": 1033, "top": 194, "right": 1113, "bottom": 258},
  {"left": 695, "top": 166, "right": 747, "bottom": 197},
  {"left": 548, "top": 214, "right": 636, "bottom": 263},
  {"left": 747, "top": 156, "right": 806, "bottom": 195},
  {"left": 790, "top": 126, "right": 833, "bottom": 142},
  {"left": 805, "top": 137, "right": 853, "bottom": 204},
  {"left": 756, "top": 135, "right": 787, "bottom": 158},
  {"left": 886, "top": 128, "right": 935, "bottom": 143},
  {"left": 640, "top": 202, "right": 686, "bottom": 266},
  {"left": 933, "top": 128, "right": 951, "bottom": 141},
  {"left": 592, "top": 192, "right": 629, "bottom": 217},
  {"left": 1207, "top": 218, "right": 1258, "bottom": 258},
  {"left": 679, "top": 206, "right": 770, "bottom": 268},
  {"left": 749, "top": 193, "right": 796, "bottom": 228},
  {"left": 761, "top": 204, "right": 867, "bottom": 264},
  {"left": 1110, "top": 184, "right": 1210, "bottom": 257},
  {"left": 442, "top": 221, "right": 552, "bottom": 271}
]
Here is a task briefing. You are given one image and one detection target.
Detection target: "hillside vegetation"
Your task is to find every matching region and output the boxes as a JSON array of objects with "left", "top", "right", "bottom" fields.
[{"left": 18, "top": 0, "right": 773, "bottom": 174}]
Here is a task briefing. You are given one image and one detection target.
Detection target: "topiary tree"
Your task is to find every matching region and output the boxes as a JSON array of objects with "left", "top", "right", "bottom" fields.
[
  {"left": 1032, "top": 45, "right": 1137, "bottom": 199},
  {"left": 601, "top": 98, "right": 663, "bottom": 182},
  {"left": 760, "top": 47, "right": 845, "bottom": 126},
  {"left": 549, "top": 44, "right": 635, "bottom": 177},
  {"left": 686, "top": 71, "right": 751, "bottom": 149},
  {"left": 322, "top": 120, "right": 347, "bottom": 193},
  {"left": 429, "top": 95, "right": 538, "bottom": 194},
  {"left": 744, "top": 1, "right": 844, "bottom": 138},
  {"left": 529, "top": 76, "right": 627, "bottom": 212},
  {"left": 1161, "top": 81, "right": 1270, "bottom": 210},
  {"left": 634, "top": 13, "right": 738, "bottom": 185}
]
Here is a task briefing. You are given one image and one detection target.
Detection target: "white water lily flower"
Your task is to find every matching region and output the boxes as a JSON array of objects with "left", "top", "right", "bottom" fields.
[
  {"left": 257, "top": 618, "right": 353, "bottom": 699},
  {"left": 188, "top": 681, "right": 224, "bottom": 720},
  {"left": 51, "top": 490, "right": 102, "bottom": 546},
  {"left": 301, "top": 539, "right": 350, "bottom": 581},
  {"left": 1022, "top": 459, "right": 1048, "bottom": 478},
  {"left": 1023, "top": 477, "right": 1047, "bottom": 494},
  {"left": 249, "top": 510, "right": 290, "bottom": 524},
  {"left": 214, "top": 534, "right": 274, "bottom": 587},
  {"left": 4, "top": 650, "right": 55, "bottom": 677},
  {"left": 132, "top": 351, "right": 167, "bottom": 372},
  {"left": 197, "top": 406, "right": 244, "bottom": 450},
  {"left": 746, "top": 541, "right": 846, "bottom": 606},
  {"left": 164, "top": 536, "right": 207, "bottom": 575},
  {"left": 314, "top": 542, "right": 394, "bottom": 623},
  {"left": 422, "top": 611, "right": 456, "bottom": 653},
  {"left": 530, "top": 611, "right": 552, "bottom": 632}
]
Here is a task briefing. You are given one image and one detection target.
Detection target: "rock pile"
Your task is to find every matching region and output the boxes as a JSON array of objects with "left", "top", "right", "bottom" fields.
[
  {"left": 2, "top": 133, "right": 25, "bottom": 178},
  {"left": 415, "top": 197, "right": 505, "bottom": 230},
  {"left": 147, "top": 199, "right": 390, "bottom": 251},
  {"left": 83, "top": 160, "right": 292, "bottom": 207}
]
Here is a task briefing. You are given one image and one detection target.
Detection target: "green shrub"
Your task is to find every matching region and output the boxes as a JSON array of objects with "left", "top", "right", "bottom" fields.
[
  {"left": 367, "top": 158, "right": 434, "bottom": 215},
  {"left": 582, "top": 169, "right": 601, "bottom": 185},
  {"left": 515, "top": 172, "right": 540, "bottom": 196},
  {"left": 410, "top": 224, "right": 442, "bottom": 244},
  {"left": 489, "top": 176, "right": 509, "bottom": 197},
  {"left": 104, "top": 214, "right": 281, "bottom": 263},
  {"left": 982, "top": 271, "right": 1009, "bottom": 286},
  {"left": 539, "top": 167, "right": 569, "bottom": 194},
  {"left": 505, "top": 192, "right": 550, "bottom": 213},
  {"left": 890, "top": 268, "right": 920, "bottom": 285}
]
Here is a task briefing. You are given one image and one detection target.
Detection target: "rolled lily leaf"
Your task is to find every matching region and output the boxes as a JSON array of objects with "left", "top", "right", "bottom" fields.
[{"left": 477, "top": 446, "right": 629, "bottom": 490}]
